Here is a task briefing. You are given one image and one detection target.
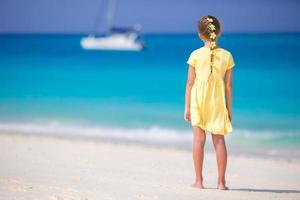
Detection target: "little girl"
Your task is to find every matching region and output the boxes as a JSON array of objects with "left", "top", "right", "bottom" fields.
[{"left": 184, "top": 15, "right": 235, "bottom": 190}]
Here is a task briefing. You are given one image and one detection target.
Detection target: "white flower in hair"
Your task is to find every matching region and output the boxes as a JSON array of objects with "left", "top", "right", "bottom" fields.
[
  {"left": 210, "top": 41, "right": 216, "bottom": 48},
  {"left": 210, "top": 32, "right": 216, "bottom": 39},
  {"left": 207, "top": 17, "right": 213, "bottom": 23},
  {"left": 208, "top": 24, "right": 216, "bottom": 31}
]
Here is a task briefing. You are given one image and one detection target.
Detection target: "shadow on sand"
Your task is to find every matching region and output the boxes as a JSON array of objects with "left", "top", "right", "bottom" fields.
[{"left": 230, "top": 188, "right": 300, "bottom": 194}]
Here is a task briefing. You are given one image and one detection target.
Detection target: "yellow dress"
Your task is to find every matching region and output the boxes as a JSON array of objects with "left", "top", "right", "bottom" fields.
[{"left": 187, "top": 47, "right": 235, "bottom": 135}]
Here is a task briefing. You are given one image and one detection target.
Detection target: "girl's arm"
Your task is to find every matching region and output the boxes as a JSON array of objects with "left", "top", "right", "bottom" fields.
[
  {"left": 184, "top": 66, "right": 196, "bottom": 123},
  {"left": 224, "top": 69, "right": 233, "bottom": 121}
]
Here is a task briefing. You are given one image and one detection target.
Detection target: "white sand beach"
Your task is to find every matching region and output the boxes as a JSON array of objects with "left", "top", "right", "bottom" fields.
[{"left": 0, "top": 133, "right": 300, "bottom": 200}]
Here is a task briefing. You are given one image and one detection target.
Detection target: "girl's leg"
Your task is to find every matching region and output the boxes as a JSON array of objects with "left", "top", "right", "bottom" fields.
[
  {"left": 191, "top": 126, "right": 206, "bottom": 189},
  {"left": 211, "top": 134, "right": 228, "bottom": 190}
]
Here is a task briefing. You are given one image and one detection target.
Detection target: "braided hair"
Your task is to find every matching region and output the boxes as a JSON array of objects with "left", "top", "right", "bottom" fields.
[{"left": 198, "top": 16, "right": 221, "bottom": 74}]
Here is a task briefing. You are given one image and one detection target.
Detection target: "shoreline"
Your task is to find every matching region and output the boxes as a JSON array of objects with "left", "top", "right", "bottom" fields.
[{"left": 1, "top": 130, "right": 300, "bottom": 162}]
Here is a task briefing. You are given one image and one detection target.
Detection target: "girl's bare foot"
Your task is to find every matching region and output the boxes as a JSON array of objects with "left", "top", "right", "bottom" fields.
[
  {"left": 191, "top": 181, "right": 204, "bottom": 189},
  {"left": 217, "top": 184, "right": 229, "bottom": 190}
]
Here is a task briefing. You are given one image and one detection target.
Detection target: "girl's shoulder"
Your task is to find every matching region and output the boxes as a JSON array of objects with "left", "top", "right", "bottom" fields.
[
  {"left": 187, "top": 47, "right": 234, "bottom": 67},
  {"left": 216, "top": 47, "right": 233, "bottom": 55},
  {"left": 188, "top": 47, "right": 207, "bottom": 57}
]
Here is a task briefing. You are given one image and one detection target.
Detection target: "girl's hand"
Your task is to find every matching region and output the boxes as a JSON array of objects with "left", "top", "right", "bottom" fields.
[
  {"left": 184, "top": 109, "right": 191, "bottom": 123},
  {"left": 228, "top": 111, "right": 232, "bottom": 122}
]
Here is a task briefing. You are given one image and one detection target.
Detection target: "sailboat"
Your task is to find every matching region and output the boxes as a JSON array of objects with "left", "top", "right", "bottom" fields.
[{"left": 81, "top": 0, "right": 144, "bottom": 51}]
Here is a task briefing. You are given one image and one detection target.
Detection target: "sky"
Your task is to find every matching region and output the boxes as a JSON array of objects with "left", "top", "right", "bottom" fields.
[{"left": 0, "top": 0, "right": 300, "bottom": 34}]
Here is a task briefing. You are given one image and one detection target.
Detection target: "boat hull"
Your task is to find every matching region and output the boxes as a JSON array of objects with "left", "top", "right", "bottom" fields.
[{"left": 81, "top": 35, "right": 143, "bottom": 51}]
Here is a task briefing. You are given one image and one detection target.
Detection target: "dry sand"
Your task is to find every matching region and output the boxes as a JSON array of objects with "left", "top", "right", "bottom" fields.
[{"left": 0, "top": 133, "right": 299, "bottom": 200}]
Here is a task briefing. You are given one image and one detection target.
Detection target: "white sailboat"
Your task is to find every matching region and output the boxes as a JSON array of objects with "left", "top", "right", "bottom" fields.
[{"left": 81, "top": 0, "right": 144, "bottom": 51}]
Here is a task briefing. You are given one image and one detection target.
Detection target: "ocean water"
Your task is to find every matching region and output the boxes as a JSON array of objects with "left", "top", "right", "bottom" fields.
[{"left": 0, "top": 33, "right": 300, "bottom": 156}]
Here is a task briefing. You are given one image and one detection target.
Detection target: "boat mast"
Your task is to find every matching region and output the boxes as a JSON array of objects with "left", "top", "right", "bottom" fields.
[
  {"left": 90, "top": 0, "right": 106, "bottom": 37},
  {"left": 106, "top": 0, "right": 117, "bottom": 34}
]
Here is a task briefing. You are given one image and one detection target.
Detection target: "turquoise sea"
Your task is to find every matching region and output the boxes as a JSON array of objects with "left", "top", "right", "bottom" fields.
[{"left": 0, "top": 33, "right": 300, "bottom": 158}]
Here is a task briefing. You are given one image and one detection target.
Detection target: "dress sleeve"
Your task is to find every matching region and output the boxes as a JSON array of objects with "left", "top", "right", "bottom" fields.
[
  {"left": 187, "top": 51, "right": 196, "bottom": 67},
  {"left": 227, "top": 52, "right": 235, "bottom": 70}
]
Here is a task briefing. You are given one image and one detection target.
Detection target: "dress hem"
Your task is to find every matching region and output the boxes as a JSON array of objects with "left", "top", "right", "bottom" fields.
[{"left": 191, "top": 123, "right": 232, "bottom": 136}]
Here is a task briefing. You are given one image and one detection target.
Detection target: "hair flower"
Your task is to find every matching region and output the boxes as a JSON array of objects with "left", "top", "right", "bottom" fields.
[
  {"left": 208, "top": 24, "right": 216, "bottom": 31},
  {"left": 210, "top": 41, "right": 216, "bottom": 48},
  {"left": 207, "top": 17, "right": 213, "bottom": 23},
  {"left": 210, "top": 32, "right": 216, "bottom": 39}
]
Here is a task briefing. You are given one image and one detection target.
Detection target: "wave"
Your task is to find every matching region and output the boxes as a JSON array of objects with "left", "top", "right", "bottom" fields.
[
  {"left": 0, "top": 121, "right": 299, "bottom": 146},
  {"left": 1, "top": 120, "right": 299, "bottom": 160},
  {"left": 0, "top": 121, "right": 300, "bottom": 142},
  {"left": 0, "top": 121, "right": 193, "bottom": 146}
]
